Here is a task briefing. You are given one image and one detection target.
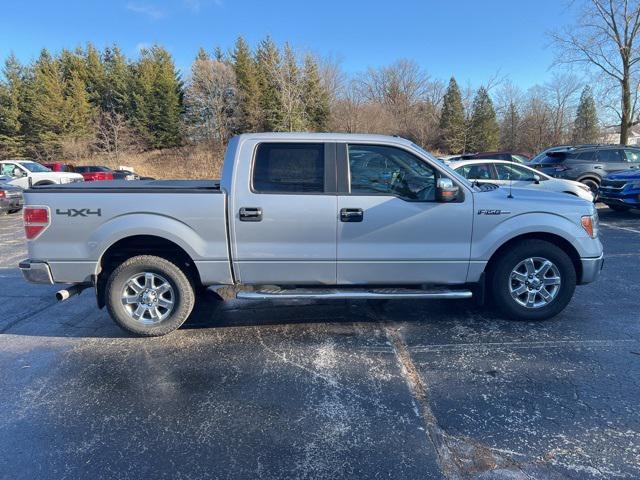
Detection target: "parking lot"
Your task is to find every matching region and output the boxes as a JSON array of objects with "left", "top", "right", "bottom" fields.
[{"left": 0, "top": 208, "right": 638, "bottom": 480}]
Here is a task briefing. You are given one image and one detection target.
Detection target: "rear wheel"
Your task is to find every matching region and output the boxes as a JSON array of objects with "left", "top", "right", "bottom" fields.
[
  {"left": 105, "top": 255, "right": 195, "bottom": 336},
  {"left": 490, "top": 240, "right": 576, "bottom": 321}
]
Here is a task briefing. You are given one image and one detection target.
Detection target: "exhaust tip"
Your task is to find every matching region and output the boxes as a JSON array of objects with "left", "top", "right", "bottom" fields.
[{"left": 56, "top": 290, "right": 70, "bottom": 301}]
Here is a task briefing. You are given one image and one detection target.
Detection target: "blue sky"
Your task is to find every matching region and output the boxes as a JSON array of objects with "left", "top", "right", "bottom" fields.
[{"left": 0, "top": 0, "right": 575, "bottom": 88}]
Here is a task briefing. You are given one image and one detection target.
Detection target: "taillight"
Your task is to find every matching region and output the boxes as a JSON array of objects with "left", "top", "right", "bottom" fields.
[
  {"left": 0, "top": 190, "right": 5, "bottom": 198},
  {"left": 23, "top": 206, "right": 50, "bottom": 240}
]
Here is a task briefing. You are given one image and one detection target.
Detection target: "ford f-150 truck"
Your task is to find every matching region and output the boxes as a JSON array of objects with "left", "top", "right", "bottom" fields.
[{"left": 19, "top": 133, "right": 604, "bottom": 336}]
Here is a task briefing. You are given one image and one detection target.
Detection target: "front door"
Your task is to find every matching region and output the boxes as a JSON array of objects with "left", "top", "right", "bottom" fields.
[
  {"left": 231, "top": 141, "right": 337, "bottom": 285},
  {"left": 336, "top": 143, "right": 473, "bottom": 285}
]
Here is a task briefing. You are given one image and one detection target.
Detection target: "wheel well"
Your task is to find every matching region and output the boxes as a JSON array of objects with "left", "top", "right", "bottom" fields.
[
  {"left": 485, "top": 232, "right": 582, "bottom": 282},
  {"left": 96, "top": 235, "right": 202, "bottom": 308}
]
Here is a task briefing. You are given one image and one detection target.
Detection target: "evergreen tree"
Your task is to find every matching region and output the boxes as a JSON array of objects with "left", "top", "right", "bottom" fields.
[
  {"left": 232, "top": 36, "right": 261, "bottom": 132},
  {"left": 131, "top": 46, "right": 183, "bottom": 149},
  {"left": 26, "top": 49, "right": 67, "bottom": 158},
  {"left": 468, "top": 86, "right": 499, "bottom": 152},
  {"left": 280, "top": 43, "right": 305, "bottom": 131},
  {"left": 439, "top": 77, "right": 466, "bottom": 153},
  {"left": 63, "top": 70, "right": 94, "bottom": 139},
  {"left": 195, "top": 47, "right": 209, "bottom": 62},
  {"left": 0, "top": 54, "right": 25, "bottom": 157},
  {"left": 256, "top": 36, "right": 284, "bottom": 131},
  {"left": 103, "top": 45, "right": 132, "bottom": 115},
  {"left": 302, "top": 53, "right": 330, "bottom": 131},
  {"left": 573, "top": 86, "right": 599, "bottom": 144},
  {"left": 83, "top": 43, "right": 106, "bottom": 109},
  {"left": 500, "top": 101, "right": 520, "bottom": 151}
]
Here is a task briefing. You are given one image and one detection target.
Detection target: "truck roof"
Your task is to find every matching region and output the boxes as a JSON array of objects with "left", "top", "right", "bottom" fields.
[{"left": 235, "top": 132, "right": 414, "bottom": 145}]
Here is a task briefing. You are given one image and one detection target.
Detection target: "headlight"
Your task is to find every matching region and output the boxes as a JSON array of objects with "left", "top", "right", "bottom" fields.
[
  {"left": 577, "top": 184, "right": 592, "bottom": 192},
  {"left": 60, "top": 177, "right": 72, "bottom": 184},
  {"left": 581, "top": 213, "right": 599, "bottom": 238}
]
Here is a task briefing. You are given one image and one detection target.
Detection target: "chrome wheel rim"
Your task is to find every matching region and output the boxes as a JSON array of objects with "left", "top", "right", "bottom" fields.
[
  {"left": 509, "top": 257, "right": 561, "bottom": 309},
  {"left": 121, "top": 272, "right": 175, "bottom": 325}
]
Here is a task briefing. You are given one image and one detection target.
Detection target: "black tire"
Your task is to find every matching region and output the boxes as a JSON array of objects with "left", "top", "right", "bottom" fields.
[
  {"left": 607, "top": 204, "right": 631, "bottom": 212},
  {"left": 580, "top": 178, "right": 599, "bottom": 195},
  {"left": 490, "top": 240, "right": 576, "bottom": 321},
  {"left": 105, "top": 255, "right": 195, "bottom": 336}
]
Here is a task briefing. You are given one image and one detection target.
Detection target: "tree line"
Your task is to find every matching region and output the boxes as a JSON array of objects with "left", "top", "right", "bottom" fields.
[{"left": 0, "top": 36, "right": 602, "bottom": 162}]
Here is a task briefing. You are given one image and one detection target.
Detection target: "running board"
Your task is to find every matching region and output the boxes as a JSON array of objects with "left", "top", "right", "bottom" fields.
[{"left": 237, "top": 287, "right": 473, "bottom": 300}]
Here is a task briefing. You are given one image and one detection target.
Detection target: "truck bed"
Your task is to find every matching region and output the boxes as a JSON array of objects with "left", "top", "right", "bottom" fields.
[{"left": 28, "top": 179, "right": 221, "bottom": 193}]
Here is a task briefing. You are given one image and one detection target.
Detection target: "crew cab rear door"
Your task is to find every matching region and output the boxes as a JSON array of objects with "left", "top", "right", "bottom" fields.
[
  {"left": 335, "top": 143, "right": 473, "bottom": 284},
  {"left": 230, "top": 141, "right": 337, "bottom": 284}
]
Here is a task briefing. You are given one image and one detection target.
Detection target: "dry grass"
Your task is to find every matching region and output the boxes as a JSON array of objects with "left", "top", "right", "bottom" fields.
[{"left": 67, "top": 144, "right": 225, "bottom": 180}]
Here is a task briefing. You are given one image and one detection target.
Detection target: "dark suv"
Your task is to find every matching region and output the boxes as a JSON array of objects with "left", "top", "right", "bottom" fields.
[{"left": 530, "top": 145, "right": 640, "bottom": 193}]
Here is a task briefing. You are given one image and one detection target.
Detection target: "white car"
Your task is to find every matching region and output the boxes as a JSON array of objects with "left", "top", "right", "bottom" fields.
[
  {"left": 0, "top": 160, "right": 84, "bottom": 188},
  {"left": 450, "top": 159, "right": 594, "bottom": 202}
]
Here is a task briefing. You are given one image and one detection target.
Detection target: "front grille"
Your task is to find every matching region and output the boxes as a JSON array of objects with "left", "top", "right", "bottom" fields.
[{"left": 600, "top": 179, "right": 627, "bottom": 190}]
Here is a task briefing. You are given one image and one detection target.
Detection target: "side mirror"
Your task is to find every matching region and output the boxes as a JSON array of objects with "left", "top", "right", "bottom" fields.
[
  {"left": 12, "top": 168, "right": 24, "bottom": 178},
  {"left": 533, "top": 174, "right": 541, "bottom": 184},
  {"left": 436, "top": 177, "right": 460, "bottom": 202}
]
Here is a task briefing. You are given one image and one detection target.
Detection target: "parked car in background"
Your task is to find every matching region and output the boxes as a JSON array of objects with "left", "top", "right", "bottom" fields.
[
  {"left": 598, "top": 169, "right": 640, "bottom": 211},
  {"left": 529, "top": 145, "right": 640, "bottom": 194},
  {"left": 462, "top": 151, "right": 530, "bottom": 163},
  {"left": 450, "top": 159, "right": 594, "bottom": 201},
  {"left": 114, "top": 169, "right": 141, "bottom": 180},
  {"left": 43, "top": 162, "right": 76, "bottom": 173},
  {"left": 0, "top": 176, "right": 23, "bottom": 214},
  {"left": 0, "top": 160, "right": 83, "bottom": 188},
  {"left": 74, "top": 166, "right": 115, "bottom": 182},
  {"left": 437, "top": 155, "right": 463, "bottom": 164}
]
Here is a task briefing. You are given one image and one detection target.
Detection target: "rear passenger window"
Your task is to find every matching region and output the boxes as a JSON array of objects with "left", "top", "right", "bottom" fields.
[
  {"left": 596, "top": 149, "right": 622, "bottom": 162},
  {"left": 624, "top": 150, "right": 640, "bottom": 162},
  {"left": 575, "top": 151, "right": 595, "bottom": 160},
  {"left": 253, "top": 143, "right": 325, "bottom": 193}
]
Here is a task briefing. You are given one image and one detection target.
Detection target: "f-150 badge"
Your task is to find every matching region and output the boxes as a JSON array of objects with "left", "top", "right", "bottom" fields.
[{"left": 477, "top": 209, "right": 511, "bottom": 215}]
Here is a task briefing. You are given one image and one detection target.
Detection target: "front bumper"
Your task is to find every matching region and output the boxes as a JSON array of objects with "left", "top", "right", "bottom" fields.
[
  {"left": 19, "top": 259, "right": 54, "bottom": 284},
  {"left": 579, "top": 254, "right": 604, "bottom": 285},
  {"left": 599, "top": 191, "right": 640, "bottom": 208}
]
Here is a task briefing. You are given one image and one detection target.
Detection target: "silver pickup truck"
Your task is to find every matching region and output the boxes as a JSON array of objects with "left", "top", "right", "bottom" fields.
[{"left": 19, "top": 133, "right": 603, "bottom": 336}]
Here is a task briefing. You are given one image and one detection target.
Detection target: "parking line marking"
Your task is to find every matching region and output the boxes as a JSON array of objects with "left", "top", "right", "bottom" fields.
[{"left": 601, "top": 222, "right": 640, "bottom": 234}]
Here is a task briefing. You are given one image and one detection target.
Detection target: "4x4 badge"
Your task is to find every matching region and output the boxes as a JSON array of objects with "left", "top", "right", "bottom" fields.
[{"left": 55, "top": 208, "right": 102, "bottom": 217}]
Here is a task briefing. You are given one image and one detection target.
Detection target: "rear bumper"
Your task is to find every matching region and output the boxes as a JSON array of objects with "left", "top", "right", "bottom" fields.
[
  {"left": 0, "top": 196, "right": 23, "bottom": 213},
  {"left": 19, "top": 259, "right": 54, "bottom": 284},
  {"left": 579, "top": 254, "right": 604, "bottom": 285}
]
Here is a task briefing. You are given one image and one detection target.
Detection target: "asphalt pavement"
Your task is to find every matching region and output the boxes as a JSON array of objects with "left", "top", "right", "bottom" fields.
[{"left": 0, "top": 208, "right": 638, "bottom": 479}]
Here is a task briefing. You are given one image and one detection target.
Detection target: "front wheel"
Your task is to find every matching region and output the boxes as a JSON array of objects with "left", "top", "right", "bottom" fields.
[
  {"left": 490, "top": 240, "right": 576, "bottom": 321},
  {"left": 105, "top": 255, "right": 195, "bottom": 336}
]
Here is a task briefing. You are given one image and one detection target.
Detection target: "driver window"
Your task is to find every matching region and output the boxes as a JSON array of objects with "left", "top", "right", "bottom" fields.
[
  {"left": 348, "top": 144, "right": 436, "bottom": 201},
  {"left": 495, "top": 164, "right": 537, "bottom": 181}
]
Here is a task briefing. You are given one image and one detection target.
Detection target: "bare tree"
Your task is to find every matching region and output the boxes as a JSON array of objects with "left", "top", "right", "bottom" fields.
[
  {"left": 544, "top": 73, "right": 582, "bottom": 144},
  {"left": 94, "top": 111, "right": 139, "bottom": 160},
  {"left": 184, "top": 58, "right": 239, "bottom": 144},
  {"left": 552, "top": 0, "right": 640, "bottom": 143}
]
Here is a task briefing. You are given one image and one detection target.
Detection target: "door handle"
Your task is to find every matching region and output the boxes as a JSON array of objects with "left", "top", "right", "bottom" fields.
[
  {"left": 239, "top": 207, "right": 262, "bottom": 222},
  {"left": 340, "top": 208, "right": 363, "bottom": 222}
]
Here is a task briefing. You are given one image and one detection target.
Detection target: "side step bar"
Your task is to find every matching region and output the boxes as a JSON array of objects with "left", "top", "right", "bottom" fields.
[{"left": 237, "top": 287, "right": 472, "bottom": 300}]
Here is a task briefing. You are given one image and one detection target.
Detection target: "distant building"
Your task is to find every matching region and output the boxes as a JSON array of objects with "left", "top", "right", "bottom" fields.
[{"left": 602, "top": 124, "right": 640, "bottom": 145}]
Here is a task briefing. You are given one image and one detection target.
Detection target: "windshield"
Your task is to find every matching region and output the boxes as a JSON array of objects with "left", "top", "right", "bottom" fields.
[
  {"left": 409, "top": 143, "right": 476, "bottom": 190},
  {"left": 20, "top": 162, "right": 51, "bottom": 172}
]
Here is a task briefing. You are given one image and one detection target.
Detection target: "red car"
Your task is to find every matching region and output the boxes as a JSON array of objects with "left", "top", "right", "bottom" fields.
[
  {"left": 74, "top": 166, "right": 114, "bottom": 182},
  {"left": 43, "top": 162, "right": 76, "bottom": 172}
]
